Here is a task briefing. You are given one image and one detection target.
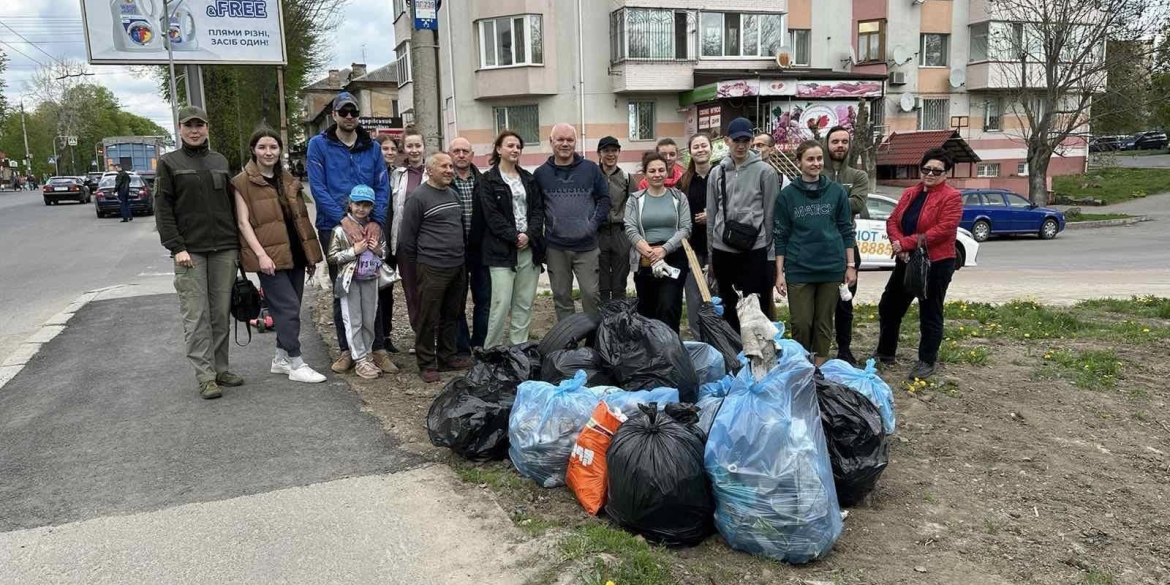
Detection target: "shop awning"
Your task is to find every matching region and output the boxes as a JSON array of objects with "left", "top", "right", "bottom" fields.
[{"left": 877, "top": 130, "right": 981, "bottom": 166}]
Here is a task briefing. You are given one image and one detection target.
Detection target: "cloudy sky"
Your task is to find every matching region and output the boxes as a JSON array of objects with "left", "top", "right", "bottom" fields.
[{"left": 1, "top": 0, "right": 394, "bottom": 140}]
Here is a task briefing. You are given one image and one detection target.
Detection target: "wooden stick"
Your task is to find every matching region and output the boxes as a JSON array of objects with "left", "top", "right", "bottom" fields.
[{"left": 681, "top": 240, "right": 712, "bottom": 303}]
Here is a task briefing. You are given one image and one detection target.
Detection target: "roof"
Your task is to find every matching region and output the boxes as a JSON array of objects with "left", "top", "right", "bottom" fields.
[
  {"left": 350, "top": 63, "right": 397, "bottom": 85},
  {"left": 304, "top": 68, "right": 351, "bottom": 91},
  {"left": 876, "top": 130, "right": 981, "bottom": 166}
]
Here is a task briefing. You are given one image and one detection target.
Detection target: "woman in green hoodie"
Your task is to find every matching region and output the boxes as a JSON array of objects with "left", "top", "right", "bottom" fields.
[{"left": 774, "top": 140, "right": 857, "bottom": 365}]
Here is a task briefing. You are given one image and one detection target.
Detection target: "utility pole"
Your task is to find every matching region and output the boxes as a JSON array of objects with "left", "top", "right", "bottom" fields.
[
  {"left": 411, "top": 22, "right": 442, "bottom": 153},
  {"left": 19, "top": 102, "right": 31, "bottom": 174},
  {"left": 277, "top": 66, "right": 289, "bottom": 155},
  {"left": 162, "top": 0, "right": 181, "bottom": 142}
]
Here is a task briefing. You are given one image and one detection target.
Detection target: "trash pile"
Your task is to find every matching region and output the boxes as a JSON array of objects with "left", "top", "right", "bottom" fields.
[{"left": 426, "top": 298, "right": 898, "bottom": 563}]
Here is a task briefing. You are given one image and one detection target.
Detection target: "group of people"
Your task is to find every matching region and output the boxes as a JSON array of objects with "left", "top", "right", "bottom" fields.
[{"left": 154, "top": 91, "right": 963, "bottom": 400}]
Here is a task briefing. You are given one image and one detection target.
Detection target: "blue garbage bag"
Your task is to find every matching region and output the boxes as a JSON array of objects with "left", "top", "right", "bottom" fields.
[
  {"left": 820, "top": 358, "right": 896, "bottom": 435},
  {"left": 704, "top": 342, "right": 843, "bottom": 564},
  {"left": 603, "top": 387, "right": 681, "bottom": 419},
  {"left": 508, "top": 371, "right": 603, "bottom": 487},
  {"left": 696, "top": 374, "right": 734, "bottom": 437},
  {"left": 685, "top": 341, "right": 727, "bottom": 385}
]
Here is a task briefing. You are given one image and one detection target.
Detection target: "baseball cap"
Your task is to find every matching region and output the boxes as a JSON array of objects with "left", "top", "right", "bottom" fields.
[
  {"left": 332, "top": 92, "right": 359, "bottom": 112},
  {"left": 597, "top": 136, "right": 621, "bottom": 151},
  {"left": 727, "top": 117, "right": 754, "bottom": 140},
  {"left": 349, "top": 184, "right": 375, "bottom": 204},
  {"left": 178, "top": 105, "right": 208, "bottom": 125}
]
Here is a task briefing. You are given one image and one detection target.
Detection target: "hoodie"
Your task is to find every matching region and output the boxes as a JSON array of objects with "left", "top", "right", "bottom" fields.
[
  {"left": 773, "top": 175, "right": 856, "bottom": 284},
  {"left": 306, "top": 124, "right": 390, "bottom": 231},
  {"left": 534, "top": 154, "right": 610, "bottom": 252},
  {"left": 824, "top": 155, "right": 871, "bottom": 225},
  {"left": 705, "top": 151, "right": 780, "bottom": 256}
]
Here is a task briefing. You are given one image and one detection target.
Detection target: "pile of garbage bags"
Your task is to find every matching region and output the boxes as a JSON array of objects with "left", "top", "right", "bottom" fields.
[
  {"left": 541, "top": 348, "right": 614, "bottom": 387},
  {"left": 816, "top": 378, "right": 889, "bottom": 507},
  {"left": 596, "top": 299, "right": 700, "bottom": 402},
  {"left": 508, "top": 371, "right": 601, "bottom": 488}
]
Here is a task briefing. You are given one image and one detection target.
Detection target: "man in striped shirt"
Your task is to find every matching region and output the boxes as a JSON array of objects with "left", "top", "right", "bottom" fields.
[{"left": 449, "top": 137, "right": 490, "bottom": 356}]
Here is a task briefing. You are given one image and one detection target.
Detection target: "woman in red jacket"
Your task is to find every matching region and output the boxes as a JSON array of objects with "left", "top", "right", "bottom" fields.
[{"left": 875, "top": 147, "right": 963, "bottom": 381}]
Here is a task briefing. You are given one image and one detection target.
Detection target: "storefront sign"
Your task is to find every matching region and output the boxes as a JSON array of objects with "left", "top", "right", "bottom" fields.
[
  {"left": 679, "top": 84, "right": 718, "bottom": 108},
  {"left": 760, "top": 79, "right": 797, "bottom": 96},
  {"left": 698, "top": 106, "right": 722, "bottom": 131},
  {"left": 796, "top": 80, "right": 883, "bottom": 98},
  {"left": 716, "top": 79, "right": 759, "bottom": 98}
]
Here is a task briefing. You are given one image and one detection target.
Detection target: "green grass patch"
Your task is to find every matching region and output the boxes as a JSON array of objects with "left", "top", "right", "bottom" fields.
[
  {"left": 938, "top": 340, "right": 991, "bottom": 366},
  {"left": 1066, "top": 213, "right": 1134, "bottom": 223},
  {"left": 1075, "top": 296, "right": 1170, "bottom": 320},
  {"left": 453, "top": 461, "right": 527, "bottom": 492},
  {"left": 512, "top": 511, "right": 561, "bottom": 537},
  {"left": 561, "top": 524, "right": 675, "bottom": 585},
  {"left": 1052, "top": 167, "right": 1170, "bottom": 204},
  {"left": 1040, "top": 349, "right": 1123, "bottom": 390},
  {"left": 1082, "top": 568, "right": 1115, "bottom": 585}
]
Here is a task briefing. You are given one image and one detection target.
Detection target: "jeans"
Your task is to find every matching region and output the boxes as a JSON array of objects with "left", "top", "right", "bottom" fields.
[
  {"left": 633, "top": 247, "right": 688, "bottom": 333},
  {"left": 834, "top": 246, "right": 861, "bottom": 357},
  {"left": 711, "top": 247, "right": 774, "bottom": 333},
  {"left": 545, "top": 247, "right": 601, "bottom": 321},
  {"left": 597, "top": 224, "right": 631, "bottom": 301},
  {"left": 485, "top": 248, "right": 540, "bottom": 348},
  {"left": 257, "top": 267, "right": 306, "bottom": 358},
  {"left": 416, "top": 263, "right": 467, "bottom": 370},
  {"left": 457, "top": 262, "right": 492, "bottom": 353},
  {"left": 173, "top": 249, "right": 238, "bottom": 383},
  {"left": 877, "top": 258, "right": 956, "bottom": 364},
  {"left": 118, "top": 190, "right": 131, "bottom": 220}
]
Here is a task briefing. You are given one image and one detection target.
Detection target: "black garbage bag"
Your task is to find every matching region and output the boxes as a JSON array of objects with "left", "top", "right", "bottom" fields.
[
  {"left": 467, "top": 343, "right": 541, "bottom": 393},
  {"left": 426, "top": 377, "right": 515, "bottom": 461},
  {"left": 816, "top": 378, "right": 890, "bottom": 507},
  {"left": 516, "top": 341, "right": 543, "bottom": 381},
  {"left": 605, "top": 403, "right": 715, "bottom": 547},
  {"left": 695, "top": 301, "right": 742, "bottom": 375},
  {"left": 541, "top": 348, "right": 615, "bottom": 386},
  {"left": 595, "top": 299, "right": 699, "bottom": 402}
]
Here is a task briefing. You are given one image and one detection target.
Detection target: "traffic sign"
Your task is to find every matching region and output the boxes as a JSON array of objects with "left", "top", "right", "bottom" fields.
[
  {"left": 414, "top": 0, "right": 438, "bottom": 30},
  {"left": 67, "top": 136, "right": 78, "bottom": 146}
]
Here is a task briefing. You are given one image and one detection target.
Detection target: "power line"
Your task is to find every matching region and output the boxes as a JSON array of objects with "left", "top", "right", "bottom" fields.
[
  {"left": 0, "top": 19, "right": 64, "bottom": 65},
  {"left": 0, "top": 39, "right": 49, "bottom": 69}
]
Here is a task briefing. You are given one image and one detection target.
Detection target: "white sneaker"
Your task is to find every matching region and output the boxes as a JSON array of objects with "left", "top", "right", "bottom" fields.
[
  {"left": 288, "top": 364, "right": 327, "bottom": 383},
  {"left": 271, "top": 357, "right": 292, "bottom": 375}
]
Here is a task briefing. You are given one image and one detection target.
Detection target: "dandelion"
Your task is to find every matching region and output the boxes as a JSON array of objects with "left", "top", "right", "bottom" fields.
[
  {"left": 607, "top": 581, "right": 616, "bottom": 585},
  {"left": 1084, "top": 365, "right": 1090, "bottom": 370},
  {"left": 959, "top": 326, "right": 965, "bottom": 331},
  {"left": 1043, "top": 353, "right": 1052, "bottom": 359},
  {"left": 1024, "top": 333, "right": 1031, "bottom": 338},
  {"left": 1143, "top": 328, "right": 1151, "bottom": 333}
]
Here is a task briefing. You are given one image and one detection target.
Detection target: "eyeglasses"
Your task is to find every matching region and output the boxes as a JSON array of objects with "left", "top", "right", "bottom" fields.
[
  {"left": 920, "top": 167, "right": 947, "bottom": 176},
  {"left": 337, "top": 108, "right": 360, "bottom": 118}
]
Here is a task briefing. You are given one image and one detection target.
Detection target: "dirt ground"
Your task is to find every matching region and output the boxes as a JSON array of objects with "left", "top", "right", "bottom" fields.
[{"left": 312, "top": 287, "right": 1170, "bottom": 585}]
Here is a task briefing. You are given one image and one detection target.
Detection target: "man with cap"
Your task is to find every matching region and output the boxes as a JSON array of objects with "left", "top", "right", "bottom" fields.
[
  {"left": 306, "top": 91, "right": 392, "bottom": 374},
  {"left": 596, "top": 135, "right": 633, "bottom": 301},
  {"left": 155, "top": 106, "right": 242, "bottom": 400},
  {"left": 706, "top": 117, "right": 781, "bottom": 332}
]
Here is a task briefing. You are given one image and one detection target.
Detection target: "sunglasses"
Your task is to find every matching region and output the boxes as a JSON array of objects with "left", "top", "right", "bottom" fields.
[
  {"left": 921, "top": 167, "right": 947, "bottom": 176},
  {"left": 337, "top": 108, "right": 360, "bottom": 118}
]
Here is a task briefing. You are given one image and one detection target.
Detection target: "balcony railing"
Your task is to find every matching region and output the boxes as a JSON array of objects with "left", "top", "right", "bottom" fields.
[{"left": 610, "top": 8, "right": 698, "bottom": 65}]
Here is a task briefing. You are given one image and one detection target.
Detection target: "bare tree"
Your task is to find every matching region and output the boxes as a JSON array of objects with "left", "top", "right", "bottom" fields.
[
  {"left": 979, "top": 0, "right": 1169, "bottom": 204},
  {"left": 850, "top": 99, "right": 880, "bottom": 193}
]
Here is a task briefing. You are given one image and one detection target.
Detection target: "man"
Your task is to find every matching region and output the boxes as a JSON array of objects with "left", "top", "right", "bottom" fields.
[
  {"left": 707, "top": 117, "right": 781, "bottom": 333},
  {"left": 449, "top": 137, "right": 490, "bottom": 354},
  {"left": 752, "top": 133, "right": 776, "bottom": 161},
  {"left": 596, "top": 136, "right": 632, "bottom": 301},
  {"left": 534, "top": 123, "right": 610, "bottom": 320},
  {"left": 115, "top": 164, "right": 132, "bottom": 223},
  {"left": 306, "top": 92, "right": 393, "bottom": 374},
  {"left": 154, "top": 106, "right": 241, "bottom": 400},
  {"left": 398, "top": 153, "right": 473, "bottom": 382},
  {"left": 636, "top": 137, "right": 686, "bottom": 190},
  {"left": 824, "top": 126, "right": 870, "bottom": 365}
]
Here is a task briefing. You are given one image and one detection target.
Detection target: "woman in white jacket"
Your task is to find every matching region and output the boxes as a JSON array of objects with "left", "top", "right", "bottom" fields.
[{"left": 624, "top": 153, "right": 692, "bottom": 332}]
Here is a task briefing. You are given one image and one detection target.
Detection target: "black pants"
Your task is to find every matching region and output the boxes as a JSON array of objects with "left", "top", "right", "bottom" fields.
[
  {"left": 257, "top": 267, "right": 306, "bottom": 358},
  {"left": 320, "top": 228, "right": 386, "bottom": 353},
  {"left": 835, "top": 245, "right": 861, "bottom": 356},
  {"left": 634, "top": 247, "right": 688, "bottom": 332},
  {"left": 711, "top": 247, "right": 774, "bottom": 333},
  {"left": 877, "top": 258, "right": 956, "bottom": 365},
  {"left": 118, "top": 190, "right": 131, "bottom": 220},
  {"left": 457, "top": 262, "right": 492, "bottom": 353},
  {"left": 598, "top": 224, "right": 632, "bottom": 301},
  {"left": 416, "top": 263, "right": 467, "bottom": 370}
]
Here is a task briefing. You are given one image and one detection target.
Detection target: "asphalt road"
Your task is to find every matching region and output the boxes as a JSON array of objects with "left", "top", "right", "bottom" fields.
[{"left": 1108, "top": 153, "right": 1170, "bottom": 169}]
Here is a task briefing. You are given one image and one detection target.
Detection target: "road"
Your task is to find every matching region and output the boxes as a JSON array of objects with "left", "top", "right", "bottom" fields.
[{"left": 1108, "top": 153, "right": 1170, "bottom": 169}]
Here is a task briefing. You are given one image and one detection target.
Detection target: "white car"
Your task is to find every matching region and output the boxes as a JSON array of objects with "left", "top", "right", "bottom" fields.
[{"left": 857, "top": 194, "right": 979, "bottom": 270}]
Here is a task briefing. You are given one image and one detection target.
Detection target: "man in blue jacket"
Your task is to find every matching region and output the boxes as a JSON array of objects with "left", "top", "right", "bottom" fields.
[
  {"left": 306, "top": 92, "right": 391, "bottom": 373},
  {"left": 534, "top": 123, "right": 610, "bottom": 320}
]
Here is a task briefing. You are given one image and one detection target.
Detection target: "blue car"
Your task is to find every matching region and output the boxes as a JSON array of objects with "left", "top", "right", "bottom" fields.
[{"left": 959, "top": 189, "right": 1065, "bottom": 242}]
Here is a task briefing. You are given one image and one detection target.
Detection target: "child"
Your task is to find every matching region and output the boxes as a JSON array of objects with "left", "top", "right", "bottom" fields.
[{"left": 328, "top": 185, "right": 387, "bottom": 380}]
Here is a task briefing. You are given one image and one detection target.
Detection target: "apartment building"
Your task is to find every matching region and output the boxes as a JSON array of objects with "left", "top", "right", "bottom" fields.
[{"left": 300, "top": 63, "right": 402, "bottom": 139}]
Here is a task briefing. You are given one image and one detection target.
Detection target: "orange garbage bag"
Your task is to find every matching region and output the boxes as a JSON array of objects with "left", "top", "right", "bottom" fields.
[{"left": 566, "top": 401, "right": 626, "bottom": 515}]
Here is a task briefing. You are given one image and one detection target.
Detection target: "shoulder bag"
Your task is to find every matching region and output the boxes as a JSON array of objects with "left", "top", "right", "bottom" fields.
[{"left": 718, "top": 167, "right": 760, "bottom": 252}]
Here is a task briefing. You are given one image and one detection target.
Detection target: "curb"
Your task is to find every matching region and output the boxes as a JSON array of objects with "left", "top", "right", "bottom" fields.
[{"left": 1066, "top": 216, "right": 1152, "bottom": 230}]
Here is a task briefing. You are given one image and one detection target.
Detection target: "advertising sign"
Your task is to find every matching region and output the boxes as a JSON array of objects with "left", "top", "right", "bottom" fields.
[
  {"left": 81, "top": 0, "right": 287, "bottom": 65},
  {"left": 795, "top": 80, "right": 883, "bottom": 99}
]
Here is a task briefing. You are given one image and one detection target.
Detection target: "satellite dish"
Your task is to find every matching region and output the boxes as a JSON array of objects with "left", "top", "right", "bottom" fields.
[
  {"left": 892, "top": 45, "right": 911, "bottom": 65},
  {"left": 899, "top": 92, "right": 916, "bottom": 113},
  {"left": 775, "top": 44, "right": 793, "bottom": 68},
  {"left": 949, "top": 67, "right": 967, "bottom": 88}
]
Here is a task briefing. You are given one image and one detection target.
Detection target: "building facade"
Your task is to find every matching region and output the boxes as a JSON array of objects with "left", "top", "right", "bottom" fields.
[{"left": 300, "top": 63, "right": 402, "bottom": 140}]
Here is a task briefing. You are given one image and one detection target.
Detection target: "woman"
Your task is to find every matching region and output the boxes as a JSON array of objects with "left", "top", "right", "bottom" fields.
[
  {"left": 479, "top": 131, "right": 545, "bottom": 348},
  {"left": 875, "top": 147, "right": 963, "bottom": 381},
  {"left": 232, "top": 127, "right": 327, "bottom": 383},
  {"left": 773, "top": 140, "right": 856, "bottom": 366},
  {"left": 678, "top": 132, "right": 712, "bottom": 337},
  {"left": 390, "top": 130, "right": 427, "bottom": 336},
  {"left": 374, "top": 135, "right": 401, "bottom": 353},
  {"left": 625, "top": 153, "right": 692, "bottom": 332}
]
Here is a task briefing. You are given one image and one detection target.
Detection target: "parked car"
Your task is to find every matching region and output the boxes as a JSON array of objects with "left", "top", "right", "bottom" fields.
[
  {"left": 43, "top": 176, "right": 90, "bottom": 205},
  {"left": 1089, "top": 135, "right": 1125, "bottom": 153},
  {"left": 858, "top": 194, "right": 979, "bottom": 270},
  {"left": 94, "top": 173, "right": 153, "bottom": 218},
  {"left": 958, "top": 189, "right": 1065, "bottom": 242},
  {"left": 1133, "top": 131, "right": 1168, "bottom": 151},
  {"left": 84, "top": 172, "right": 104, "bottom": 193}
]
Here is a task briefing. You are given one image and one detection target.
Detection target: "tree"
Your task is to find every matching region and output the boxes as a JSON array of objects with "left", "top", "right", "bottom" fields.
[
  {"left": 0, "top": 51, "right": 10, "bottom": 125},
  {"left": 1091, "top": 40, "right": 1154, "bottom": 134},
  {"left": 1150, "top": 27, "right": 1170, "bottom": 130},
  {"left": 850, "top": 99, "right": 880, "bottom": 193},
  {"left": 980, "top": 0, "right": 1169, "bottom": 204}
]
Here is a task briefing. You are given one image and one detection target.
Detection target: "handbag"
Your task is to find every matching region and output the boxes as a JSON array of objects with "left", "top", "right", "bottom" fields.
[
  {"left": 377, "top": 263, "right": 400, "bottom": 290},
  {"left": 903, "top": 234, "right": 931, "bottom": 299},
  {"left": 718, "top": 168, "right": 760, "bottom": 252},
  {"left": 230, "top": 266, "right": 262, "bottom": 346}
]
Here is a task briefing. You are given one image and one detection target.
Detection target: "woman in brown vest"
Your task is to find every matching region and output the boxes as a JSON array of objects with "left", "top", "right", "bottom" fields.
[{"left": 233, "top": 127, "right": 327, "bottom": 383}]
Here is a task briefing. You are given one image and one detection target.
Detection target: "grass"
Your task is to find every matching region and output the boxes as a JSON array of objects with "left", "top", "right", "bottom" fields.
[
  {"left": 1082, "top": 568, "right": 1115, "bottom": 585},
  {"left": 1066, "top": 213, "right": 1134, "bottom": 223},
  {"left": 1039, "top": 348, "right": 1123, "bottom": 390},
  {"left": 561, "top": 524, "right": 675, "bottom": 585},
  {"left": 454, "top": 460, "right": 527, "bottom": 492},
  {"left": 1052, "top": 167, "right": 1170, "bottom": 204},
  {"left": 1075, "top": 296, "right": 1170, "bottom": 320}
]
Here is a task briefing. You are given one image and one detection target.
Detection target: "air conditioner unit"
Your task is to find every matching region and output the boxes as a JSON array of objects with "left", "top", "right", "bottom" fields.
[{"left": 889, "top": 71, "right": 907, "bottom": 85}]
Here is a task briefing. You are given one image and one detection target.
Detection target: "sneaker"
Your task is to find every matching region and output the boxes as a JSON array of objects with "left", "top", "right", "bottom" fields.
[
  {"left": 441, "top": 356, "right": 474, "bottom": 371},
  {"left": 836, "top": 349, "right": 858, "bottom": 367},
  {"left": 408, "top": 347, "right": 416, "bottom": 355},
  {"left": 289, "top": 364, "right": 327, "bottom": 383},
  {"left": 331, "top": 350, "right": 354, "bottom": 373},
  {"left": 420, "top": 369, "right": 441, "bottom": 384},
  {"left": 216, "top": 371, "right": 244, "bottom": 387},
  {"left": 271, "top": 357, "right": 292, "bottom": 375},
  {"left": 385, "top": 339, "right": 400, "bottom": 354},
  {"left": 871, "top": 352, "right": 898, "bottom": 367},
  {"left": 907, "top": 361, "right": 938, "bottom": 381},
  {"left": 199, "top": 381, "right": 222, "bottom": 400},
  {"left": 371, "top": 350, "right": 399, "bottom": 373},
  {"left": 355, "top": 358, "right": 381, "bottom": 380}
]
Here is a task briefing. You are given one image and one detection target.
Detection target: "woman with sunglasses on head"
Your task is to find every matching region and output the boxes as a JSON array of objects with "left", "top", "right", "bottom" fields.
[{"left": 874, "top": 147, "right": 963, "bottom": 381}]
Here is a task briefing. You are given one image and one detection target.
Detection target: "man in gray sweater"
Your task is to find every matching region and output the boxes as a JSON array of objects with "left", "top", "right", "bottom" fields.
[{"left": 398, "top": 152, "right": 472, "bottom": 382}]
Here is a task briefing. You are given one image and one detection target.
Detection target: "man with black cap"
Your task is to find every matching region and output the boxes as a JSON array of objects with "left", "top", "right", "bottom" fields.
[
  {"left": 155, "top": 105, "right": 242, "bottom": 400},
  {"left": 596, "top": 135, "right": 632, "bottom": 301},
  {"left": 306, "top": 91, "right": 392, "bottom": 374}
]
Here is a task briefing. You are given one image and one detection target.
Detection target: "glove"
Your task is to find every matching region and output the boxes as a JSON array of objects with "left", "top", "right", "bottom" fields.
[{"left": 711, "top": 295, "right": 725, "bottom": 317}]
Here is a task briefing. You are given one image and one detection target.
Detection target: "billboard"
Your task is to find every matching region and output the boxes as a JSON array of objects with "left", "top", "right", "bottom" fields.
[{"left": 80, "top": 0, "right": 287, "bottom": 65}]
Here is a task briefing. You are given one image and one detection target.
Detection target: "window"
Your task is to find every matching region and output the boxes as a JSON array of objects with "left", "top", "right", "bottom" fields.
[
  {"left": 392, "top": 0, "right": 407, "bottom": 20},
  {"left": 983, "top": 98, "right": 1002, "bottom": 131},
  {"left": 395, "top": 42, "right": 411, "bottom": 86},
  {"left": 391, "top": 100, "right": 399, "bottom": 118},
  {"left": 976, "top": 163, "right": 1000, "bottom": 178},
  {"left": 969, "top": 23, "right": 988, "bottom": 62},
  {"left": 1017, "top": 162, "right": 1029, "bottom": 175},
  {"left": 920, "top": 34, "right": 949, "bottom": 67},
  {"left": 477, "top": 15, "right": 543, "bottom": 69},
  {"left": 858, "top": 20, "right": 885, "bottom": 62},
  {"left": 493, "top": 105, "right": 540, "bottom": 144},
  {"left": 612, "top": 8, "right": 694, "bottom": 62},
  {"left": 918, "top": 98, "right": 950, "bottom": 130},
  {"left": 699, "top": 12, "right": 784, "bottom": 58},
  {"left": 983, "top": 193, "right": 1007, "bottom": 207},
  {"left": 866, "top": 197, "right": 897, "bottom": 220},
  {"left": 963, "top": 193, "right": 984, "bottom": 206},
  {"left": 629, "top": 100, "right": 656, "bottom": 141},
  {"left": 789, "top": 29, "right": 810, "bottom": 66},
  {"left": 1007, "top": 193, "right": 1032, "bottom": 208}
]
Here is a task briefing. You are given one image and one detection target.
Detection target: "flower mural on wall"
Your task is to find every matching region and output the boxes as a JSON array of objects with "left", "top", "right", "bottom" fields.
[{"left": 768, "top": 101, "right": 861, "bottom": 147}]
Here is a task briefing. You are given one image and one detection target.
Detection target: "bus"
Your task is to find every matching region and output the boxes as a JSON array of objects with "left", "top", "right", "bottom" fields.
[{"left": 101, "top": 136, "right": 167, "bottom": 186}]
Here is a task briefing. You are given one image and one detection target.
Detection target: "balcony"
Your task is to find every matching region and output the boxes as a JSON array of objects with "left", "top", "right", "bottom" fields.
[
  {"left": 967, "top": 61, "right": 1106, "bottom": 91},
  {"left": 474, "top": 66, "right": 558, "bottom": 100}
]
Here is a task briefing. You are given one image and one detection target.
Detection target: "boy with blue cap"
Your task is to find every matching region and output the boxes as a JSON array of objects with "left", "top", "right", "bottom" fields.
[{"left": 326, "top": 184, "right": 389, "bottom": 380}]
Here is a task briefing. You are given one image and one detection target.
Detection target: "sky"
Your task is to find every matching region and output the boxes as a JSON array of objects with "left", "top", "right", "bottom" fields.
[{"left": 0, "top": 0, "right": 394, "bottom": 140}]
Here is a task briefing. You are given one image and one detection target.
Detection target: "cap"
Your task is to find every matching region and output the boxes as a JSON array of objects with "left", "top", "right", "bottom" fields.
[
  {"left": 178, "top": 105, "right": 208, "bottom": 125},
  {"left": 727, "top": 117, "right": 754, "bottom": 140},
  {"left": 597, "top": 136, "right": 621, "bottom": 151},
  {"left": 349, "top": 184, "right": 375, "bottom": 204},
  {"left": 332, "top": 92, "right": 359, "bottom": 112}
]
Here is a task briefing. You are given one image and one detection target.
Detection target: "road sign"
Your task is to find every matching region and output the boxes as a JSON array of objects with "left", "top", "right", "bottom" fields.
[
  {"left": 414, "top": 0, "right": 438, "bottom": 30},
  {"left": 48, "top": 156, "right": 56, "bottom": 164},
  {"left": 68, "top": 136, "right": 78, "bottom": 146},
  {"left": 7, "top": 160, "right": 17, "bottom": 168}
]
